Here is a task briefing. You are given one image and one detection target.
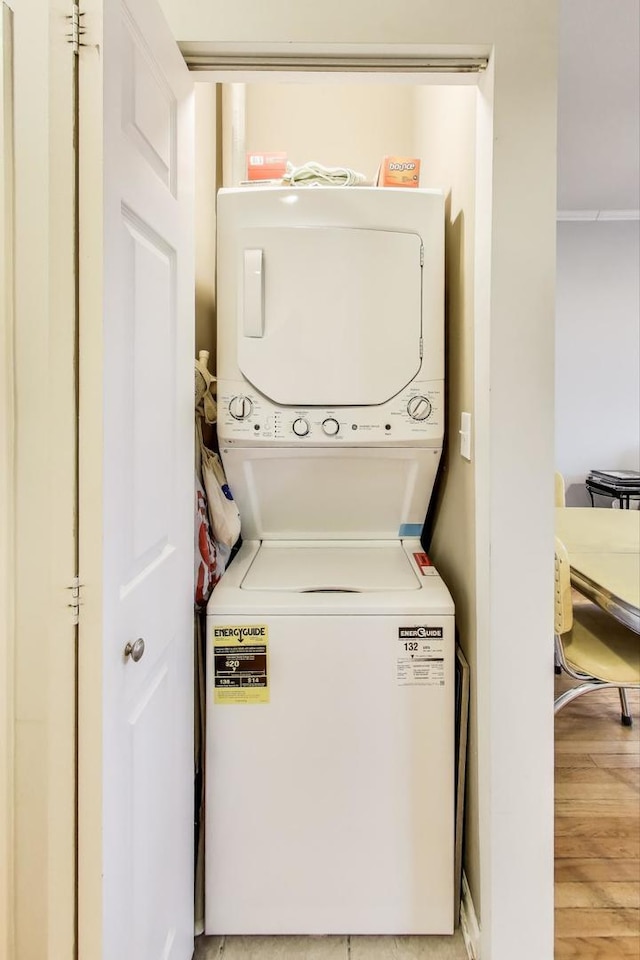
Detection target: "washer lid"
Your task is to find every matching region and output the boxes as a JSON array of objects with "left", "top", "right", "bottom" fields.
[
  {"left": 240, "top": 541, "right": 421, "bottom": 592},
  {"left": 237, "top": 226, "right": 423, "bottom": 406}
]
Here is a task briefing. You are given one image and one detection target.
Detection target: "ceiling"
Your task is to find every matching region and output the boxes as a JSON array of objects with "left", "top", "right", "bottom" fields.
[{"left": 558, "top": 0, "right": 640, "bottom": 212}]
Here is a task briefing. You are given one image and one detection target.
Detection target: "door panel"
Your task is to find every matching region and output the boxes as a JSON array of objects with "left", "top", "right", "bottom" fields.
[
  {"left": 129, "top": 655, "right": 179, "bottom": 960},
  {"left": 121, "top": 5, "right": 177, "bottom": 192},
  {"left": 121, "top": 210, "right": 175, "bottom": 569},
  {"left": 79, "top": 0, "right": 194, "bottom": 958}
]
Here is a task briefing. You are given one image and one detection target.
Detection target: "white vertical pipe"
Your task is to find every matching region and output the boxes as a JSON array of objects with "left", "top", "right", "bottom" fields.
[{"left": 222, "top": 81, "right": 246, "bottom": 186}]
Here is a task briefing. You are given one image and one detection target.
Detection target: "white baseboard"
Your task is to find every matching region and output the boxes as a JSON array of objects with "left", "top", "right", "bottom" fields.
[{"left": 460, "top": 872, "right": 481, "bottom": 960}]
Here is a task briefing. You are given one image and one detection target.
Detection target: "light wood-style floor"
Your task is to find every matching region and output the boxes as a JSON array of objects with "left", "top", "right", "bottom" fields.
[{"left": 555, "top": 666, "right": 640, "bottom": 959}]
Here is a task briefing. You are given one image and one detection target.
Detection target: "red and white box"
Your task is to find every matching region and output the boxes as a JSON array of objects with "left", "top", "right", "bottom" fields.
[{"left": 246, "top": 152, "right": 288, "bottom": 182}]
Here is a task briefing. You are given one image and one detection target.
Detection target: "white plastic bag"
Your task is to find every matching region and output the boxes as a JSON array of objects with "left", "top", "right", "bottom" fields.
[{"left": 200, "top": 434, "right": 241, "bottom": 549}]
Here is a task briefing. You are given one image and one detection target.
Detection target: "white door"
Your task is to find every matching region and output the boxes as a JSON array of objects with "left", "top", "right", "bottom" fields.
[{"left": 78, "top": 0, "right": 194, "bottom": 958}]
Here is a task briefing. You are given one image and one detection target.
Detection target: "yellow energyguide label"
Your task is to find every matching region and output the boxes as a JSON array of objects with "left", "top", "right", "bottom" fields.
[{"left": 213, "top": 624, "right": 269, "bottom": 704}]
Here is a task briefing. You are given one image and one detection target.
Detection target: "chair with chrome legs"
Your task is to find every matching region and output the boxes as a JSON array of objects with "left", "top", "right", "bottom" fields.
[{"left": 554, "top": 537, "right": 640, "bottom": 726}]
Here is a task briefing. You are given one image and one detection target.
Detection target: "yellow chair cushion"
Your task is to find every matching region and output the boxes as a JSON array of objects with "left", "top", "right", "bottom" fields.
[{"left": 564, "top": 603, "right": 640, "bottom": 684}]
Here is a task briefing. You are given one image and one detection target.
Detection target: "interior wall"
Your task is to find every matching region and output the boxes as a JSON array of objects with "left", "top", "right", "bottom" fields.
[
  {"left": 555, "top": 220, "right": 640, "bottom": 504},
  {"left": 414, "top": 84, "right": 479, "bottom": 907},
  {"left": 481, "top": 41, "right": 556, "bottom": 960},
  {"left": 243, "top": 83, "right": 417, "bottom": 184}
]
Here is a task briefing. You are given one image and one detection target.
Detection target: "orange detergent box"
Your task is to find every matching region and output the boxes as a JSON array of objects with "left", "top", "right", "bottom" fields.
[
  {"left": 376, "top": 156, "right": 421, "bottom": 188},
  {"left": 246, "top": 152, "right": 288, "bottom": 182}
]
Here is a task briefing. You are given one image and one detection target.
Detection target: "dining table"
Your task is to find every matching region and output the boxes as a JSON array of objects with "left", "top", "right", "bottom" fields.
[{"left": 555, "top": 507, "right": 640, "bottom": 634}]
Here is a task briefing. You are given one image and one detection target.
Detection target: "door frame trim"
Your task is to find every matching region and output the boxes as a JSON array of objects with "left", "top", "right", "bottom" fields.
[
  {"left": 8, "top": 2, "right": 77, "bottom": 958},
  {"left": 0, "top": 5, "right": 16, "bottom": 957}
]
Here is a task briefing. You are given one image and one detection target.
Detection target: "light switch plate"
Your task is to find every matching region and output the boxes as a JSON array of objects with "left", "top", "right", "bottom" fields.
[{"left": 460, "top": 412, "right": 472, "bottom": 461}]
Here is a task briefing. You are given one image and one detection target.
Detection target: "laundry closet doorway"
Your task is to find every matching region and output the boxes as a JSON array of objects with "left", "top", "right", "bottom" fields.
[{"left": 77, "top": 17, "right": 497, "bottom": 955}]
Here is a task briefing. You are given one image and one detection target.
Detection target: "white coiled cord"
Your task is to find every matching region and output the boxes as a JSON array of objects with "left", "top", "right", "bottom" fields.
[{"left": 282, "top": 160, "right": 368, "bottom": 187}]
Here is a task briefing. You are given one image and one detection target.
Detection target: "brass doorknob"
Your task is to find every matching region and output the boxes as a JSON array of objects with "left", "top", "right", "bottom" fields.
[{"left": 124, "top": 637, "right": 145, "bottom": 663}]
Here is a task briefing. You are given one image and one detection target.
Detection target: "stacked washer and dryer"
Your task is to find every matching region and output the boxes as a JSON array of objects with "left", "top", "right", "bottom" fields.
[{"left": 205, "top": 186, "right": 455, "bottom": 936}]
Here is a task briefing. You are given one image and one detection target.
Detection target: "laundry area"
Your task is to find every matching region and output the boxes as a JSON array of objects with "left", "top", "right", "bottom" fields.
[
  {"left": 3, "top": 0, "right": 560, "bottom": 956},
  {"left": 192, "top": 77, "right": 478, "bottom": 958}
]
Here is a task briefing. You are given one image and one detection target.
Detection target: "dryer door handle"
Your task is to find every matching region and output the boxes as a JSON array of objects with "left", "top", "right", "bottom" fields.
[{"left": 243, "top": 249, "right": 264, "bottom": 338}]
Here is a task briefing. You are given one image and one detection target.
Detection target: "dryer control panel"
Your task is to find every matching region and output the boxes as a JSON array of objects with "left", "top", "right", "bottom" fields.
[{"left": 217, "top": 379, "right": 444, "bottom": 447}]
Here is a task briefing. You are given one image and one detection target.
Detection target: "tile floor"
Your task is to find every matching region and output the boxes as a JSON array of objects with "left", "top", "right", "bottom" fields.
[{"left": 194, "top": 934, "right": 468, "bottom": 959}]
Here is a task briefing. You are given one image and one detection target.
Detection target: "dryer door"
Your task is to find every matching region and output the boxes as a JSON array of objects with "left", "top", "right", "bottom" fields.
[{"left": 237, "top": 227, "right": 423, "bottom": 406}]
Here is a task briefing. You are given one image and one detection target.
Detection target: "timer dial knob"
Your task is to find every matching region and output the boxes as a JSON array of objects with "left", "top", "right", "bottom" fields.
[
  {"left": 407, "top": 396, "right": 432, "bottom": 421},
  {"left": 229, "top": 395, "right": 253, "bottom": 420},
  {"left": 292, "top": 418, "right": 310, "bottom": 437},
  {"left": 322, "top": 418, "right": 340, "bottom": 437}
]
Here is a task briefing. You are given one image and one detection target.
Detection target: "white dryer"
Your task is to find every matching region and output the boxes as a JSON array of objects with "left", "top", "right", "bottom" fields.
[{"left": 205, "top": 187, "right": 455, "bottom": 936}]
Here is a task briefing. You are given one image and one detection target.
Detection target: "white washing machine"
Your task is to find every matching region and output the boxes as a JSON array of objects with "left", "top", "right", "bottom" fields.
[{"left": 205, "top": 186, "right": 455, "bottom": 935}]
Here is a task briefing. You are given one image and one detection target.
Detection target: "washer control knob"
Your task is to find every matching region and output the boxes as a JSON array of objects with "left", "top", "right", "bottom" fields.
[
  {"left": 407, "top": 396, "right": 432, "bottom": 421},
  {"left": 292, "top": 418, "right": 310, "bottom": 437},
  {"left": 322, "top": 418, "right": 340, "bottom": 437},
  {"left": 229, "top": 395, "right": 253, "bottom": 420}
]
